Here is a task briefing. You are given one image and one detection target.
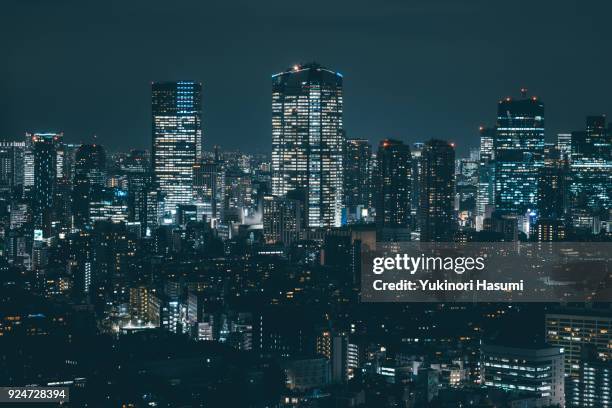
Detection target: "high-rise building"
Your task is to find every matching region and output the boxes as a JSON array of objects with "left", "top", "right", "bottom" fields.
[
  {"left": 375, "top": 139, "right": 411, "bottom": 241},
  {"left": 569, "top": 116, "right": 612, "bottom": 234},
  {"left": 572, "top": 345, "right": 612, "bottom": 408},
  {"left": 344, "top": 138, "right": 372, "bottom": 222},
  {"left": 271, "top": 63, "right": 344, "bottom": 228},
  {"left": 72, "top": 144, "right": 108, "bottom": 229},
  {"left": 0, "top": 141, "right": 25, "bottom": 194},
  {"left": 316, "top": 330, "right": 359, "bottom": 384},
  {"left": 494, "top": 91, "right": 545, "bottom": 216},
  {"left": 262, "top": 193, "right": 303, "bottom": 246},
  {"left": 557, "top": 133, "right": 572, "bottom": 159},
  {"left": 30, "top": 132, "right": 62, "bottom": 237},
  {"left": 410, "top": 142, "right": 424, "bottom": 234},
  {"left": 456, "top": 155, "right": 479, "bottom": 229},
  {"left": 75, "top": 144, "right": 107, "bottom": 186},
  {"left": 481, "top": 343, "right": 565, "bottom": 407},
  {"left": 130, "top": 286, "right": 159, "bottom": 325},
  {"left": 545, "top": 309, "right": 612, "bottom": 379},
  {"left": 152, "top": 81, "right": 202, "bottom": 214},
  {"left": 193, "top": 159, "right": 224, "bottom": 222},
  {"left": 476, "top": 163, "right": 495, "bottom": 230},
  {"left": 585, "top": 115, "right": 610, "bottom": 160},
  {"left": 88, "top": 187, "right": 129, "bottom": 225},
  {"left": 479, "top": 126, "right": 495, "bottom": 162},
  {"left": 419, "top": 139, "right": 455, "bottom": 242},
  {"left": 535, "top": 149, "right": 569, "bottom": 241}
]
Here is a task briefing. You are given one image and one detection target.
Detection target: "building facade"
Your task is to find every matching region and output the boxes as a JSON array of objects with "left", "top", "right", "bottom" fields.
[
  {"left": 152, "top": 81, "right": 202, "bottom": 214},
  {"left": 494, "top": 92, "right": 545, "bottom": 216},
  {"left": 271, "top": 63, "right": 344, "bottom": 228}
]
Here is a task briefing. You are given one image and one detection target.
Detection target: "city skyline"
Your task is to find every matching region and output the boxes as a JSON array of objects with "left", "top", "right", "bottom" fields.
[
  {"left": 1, "top": 74, "right": 610, "bottom": 158},
  {"left": 2, "top": 0, "right": 612, "bottom": 155},
  {"left": 0, "top": 2, "right": 611, "bottom": 407}
]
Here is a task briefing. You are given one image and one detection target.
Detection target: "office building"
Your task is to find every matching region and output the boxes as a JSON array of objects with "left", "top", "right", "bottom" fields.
[
  {"left": 30, "top": 132, "right": 63, "bottom": 237},
  {"left": 494, "top": 91, "right": 545, "bottom": 216},
  {"left": 262, "top": 193, "right": 303, "bottom": 246},
  {"left": 568, "top": 116, "right": 612, "bottom": 234},
  {"left": 193, "top": 158, "right": 224, "bottom": 222},
  {"left": 152, "top": 81, "right": 202, "bottom": 214},
  {"left": 75, "top": 144, "right": 107, "bottom": 186},
  {"left": 481, "top": 343, "right": 565, "bottom": 407},
  {"left": 545, "top": 309, "right": 612, "bottom": 378},
  {"left": 271, "top": 63, "right": 344, "bottom": 228},
  {"left": 479, "top": 126, "right": 495, "bottom": 162},
  {"left": 344, "top": 138, "right": 372, "bottom": 222},
  {"left": 558, "top": 133, "right": 572, "bottom": 159},
  {"left": 72, "top": 144, "right": 108, "bottom": 228},
  {"left": 0, "top": 141, "right": 25, "bottom": 194},
  {"left": 572, "top": 346, "right": 612, "bottom": 407},
  {"left": 419, "top": 139, "right": 455, "bottom": 241},
  {"left": 375, "top": 139, "right": 411, "bottom": 241},
  {"left": 585, "top": 115, "right": 610, "bottom": 160}
]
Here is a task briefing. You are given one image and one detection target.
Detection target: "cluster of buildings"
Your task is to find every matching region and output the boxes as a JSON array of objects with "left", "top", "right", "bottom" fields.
[{"left": 0, "top": 63, "right": 610, "bottom": 407}]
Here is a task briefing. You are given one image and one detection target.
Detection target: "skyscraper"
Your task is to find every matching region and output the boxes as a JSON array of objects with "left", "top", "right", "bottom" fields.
[
  {"left": 557, "top": 133, "right": 572, "bottom": 159},
  {"left": 375, "top": 139, "right": 411, "bottom": 241},
  {"left": 476, "top": 130, "right": 495, "bottom": 230},
  {"left": 534, "top": 146, "right": 569, "bottom": 241},
  {"left": 344, "top": 138, "right": 372, "bottom": 222},
  {"left": 411, "top": 142, "right": 424, "bottom": 234},
  {"left": 193, "top": 159, "right": 224, "bottom": 222},
  {"left": 479, "top": 126, "right": 495, "bottom": 162},
  {"left": 75, "top": 144, "right": 107, "bottom": 186},
  {"left": 419, "top": 139, "right": 455, "bottom": 242},
  {"left": 271, "top": 63, "right": 344, "bottom": 228},
  {"left": 0, "top": 141, "right": 25, "bottom": 194},
  {"left": 72, "top": 144, "right": 108, "bottom": 229},
  {"left": 152, "top": 81, "right": 202, "bottom": 214},
  {"left": 569, "top": 116, "right": 612, "bottom": 234},
  {"left": 494, "top": 91, "right": 545, "bottom": 216},
  {"left": 585, "top": 115, "right": 610, "bottom": 160},
  {"left": 30, "top": 132, "right": 62, "bottom": 237}
]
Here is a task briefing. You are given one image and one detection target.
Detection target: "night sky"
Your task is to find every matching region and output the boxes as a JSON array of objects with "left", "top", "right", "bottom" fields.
[{"left": 1, "top": 0, "right": 611, "bottom": 156}]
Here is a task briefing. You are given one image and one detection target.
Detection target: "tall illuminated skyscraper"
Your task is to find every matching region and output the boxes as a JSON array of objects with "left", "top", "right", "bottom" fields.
[
  {"left": 494, "top": 90, "right": 545, "bottom": 216},
  {"left": 271, "top": 63, "right": 344, "bottom": 228},
  {"left": 152, "top": 81, "right": 202, "bottom": 214}
]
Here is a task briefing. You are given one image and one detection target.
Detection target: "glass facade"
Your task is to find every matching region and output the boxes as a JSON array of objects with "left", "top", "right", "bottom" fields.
[
  {"left": 494, "top": 95, "right": 545, "bottom": 216},
  {"left": 271, "top": 63, "right": 344, "bottom": 228},
  {"left": 152, "top": 81, "right": 202, "bottom": 214}
]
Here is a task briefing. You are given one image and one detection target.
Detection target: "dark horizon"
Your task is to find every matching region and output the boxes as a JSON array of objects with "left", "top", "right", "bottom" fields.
[{"left": 1, "top": 0, "right": 612, "bottom": 156}]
